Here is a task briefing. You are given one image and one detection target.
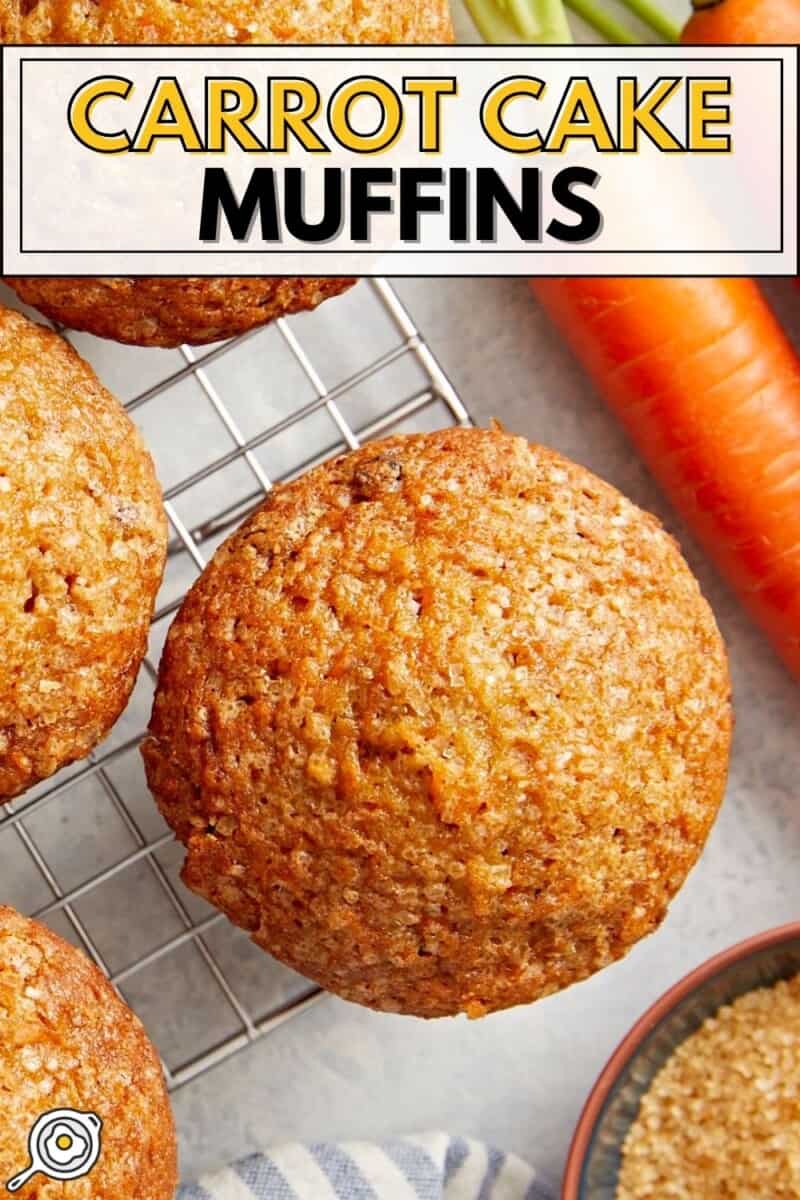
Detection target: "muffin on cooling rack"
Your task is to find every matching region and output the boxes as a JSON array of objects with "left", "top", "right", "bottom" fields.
[
  {"left": 0, "top": 907, "right": 177, "bottom": 1198},
  {"left": 0, "top": 309, "right": 166, "bottom": 801},
  {"left": 143, "top": 426, "right": 732, "bottom": 1018},
  {"left": 5, "top": 277, "right": 357, "bottom": 352},
  {"left": 1, "top": 0, "right": 453, "bottom": 348}
]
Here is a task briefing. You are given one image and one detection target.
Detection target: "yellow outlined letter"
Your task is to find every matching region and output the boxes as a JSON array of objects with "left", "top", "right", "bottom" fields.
[
  {"left": 132, "top": 77, "right": 203, "bottom": 153},
  {"left": 403, "top": 77, "right": 457, "bottom": 152},
  {"left": 269, "top": 79, "right": 328, "bottom": 153},
  {"left": 328, "top": 77, "right": 404, "bottom": 154},
  {"left": 68, "top": 76, "right": 133, "bottom": 154},
  {"left": 688, "top": 78, "right": 732, "bottom": 151},
  {"left": 206, "top": 79, "right": 266, "bottom": 152},
  {"left": 618, "top": 77, "right": 682, "bottom": 151},
  {"left": 546, "top": 79, "right": 615, "bottom": 153},
  {"left": 481, "top": 76, "right": 546, "bottom": 154}
]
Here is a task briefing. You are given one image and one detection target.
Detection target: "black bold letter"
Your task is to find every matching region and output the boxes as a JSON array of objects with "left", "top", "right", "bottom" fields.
[
  {"left": 199, "top": 168, "right": 280, "bottom": 241},
  {"left": 546, "top": 166, "right": 602, "bottom": 243},
  {"left": 284, "top": 168, "right": 344, "bottom": 242},
  {"left": 475, "top": 167, "right": 541, "bottom": 242},
  {"left": 350, "top": 168, "right": 395, "bottom": 242}
]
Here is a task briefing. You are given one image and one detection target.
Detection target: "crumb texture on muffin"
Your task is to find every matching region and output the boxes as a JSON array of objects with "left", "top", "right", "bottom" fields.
[
  {"left": 1, "top": 0, "right": 452, "bottom": 43},
  {"left": 0, "top": 309, "right": 166, "bottom": 800},
  {"left": 5, "top": 277, "right": 357, "bottom": 350},
  {"left": 0, "top": 906, "right": 177, "bottom": 1199},
  {"left": 617, "top": 974, "right": 800, "bottom": 1200},
  {"left": 143, "top": 427, "right": 732, "bottom": 1018}
]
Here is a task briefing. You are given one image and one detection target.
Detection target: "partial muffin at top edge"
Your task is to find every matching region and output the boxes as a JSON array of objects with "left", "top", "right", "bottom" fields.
[
  {"left": 142, "top": 426, "right": 732, "bottom": 1018},
  {"left": 0, "top": 905, "right": 177, "bottom": 1199},
  {"left": 0, "top": 307, "right": 167, "bottom": 801},
  {"left": 1, "top": 0, "right": 453, "bottom": 347},
  {"left": 3, "top": 277, "right": 358, "bottom": 350},
  {"left": 2, "top": 0, "right": 453, "bottom": 44}
]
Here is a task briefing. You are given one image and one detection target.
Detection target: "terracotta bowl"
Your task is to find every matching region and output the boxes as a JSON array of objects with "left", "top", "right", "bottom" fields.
[{"left": 562, "top": 921, "right": 800, "bottom": 1200}]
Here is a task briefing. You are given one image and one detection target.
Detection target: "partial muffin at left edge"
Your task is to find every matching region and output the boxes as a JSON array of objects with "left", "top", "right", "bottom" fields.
[
  {"left": 0, "top": 308, "right": 167, "bottom": 800},
  {"left": 0, "top": 905, "right": 178, "bottom": 1199}
]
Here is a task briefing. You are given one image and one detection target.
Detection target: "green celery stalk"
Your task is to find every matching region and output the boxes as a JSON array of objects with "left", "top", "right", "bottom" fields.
[
  {"left": 614, "top": 0, "right": 681, "bottom": 41},
  {"left": 563, "top": 0, "right": 638, "bottom": 41},
  {"left": 464, "top": 0, "right": 681, "bottom": 46},
  {"left": 464, "top": 0, "right": 573, "bottom": 44}
]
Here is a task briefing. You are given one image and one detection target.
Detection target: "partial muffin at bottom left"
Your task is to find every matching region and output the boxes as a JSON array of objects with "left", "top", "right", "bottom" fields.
[
  {"left": 0, "top": 307, "right": 167, "bottom": 801},
  {"left": 0, "top": 906, "right": 177, "bottom": 1199}
]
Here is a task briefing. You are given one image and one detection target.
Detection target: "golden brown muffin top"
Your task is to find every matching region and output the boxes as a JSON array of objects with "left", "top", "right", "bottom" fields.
[
  {"left": 2, "top": 0, "right": 453, "bottom": 44},
  {"left": 144, "top": 428, "right": 731, "bottom": 1017},
  {"left": 0, "top": 906, "right": 177, "bottom": 1199},
  {"left": 5, "top": 277, "right": 356, "bottom": 349},
  {"left": 0, "top": 308, "right": 166, "bottom": 799}
]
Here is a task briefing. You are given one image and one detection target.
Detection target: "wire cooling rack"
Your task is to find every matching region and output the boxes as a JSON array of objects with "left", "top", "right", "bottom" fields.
[{"left": 0, "top": 277, "right": 471, "bottom": 1090}]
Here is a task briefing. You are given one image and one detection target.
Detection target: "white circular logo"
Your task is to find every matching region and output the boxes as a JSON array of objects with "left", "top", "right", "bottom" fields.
[{"left": 6, "top": 1109, "right": 103, "bottom": 1192}]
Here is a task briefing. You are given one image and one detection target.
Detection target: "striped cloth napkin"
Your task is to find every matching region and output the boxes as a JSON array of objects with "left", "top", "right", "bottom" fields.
[{"left": 177, "top": 1133, "right": 553, "bottom": 1199}]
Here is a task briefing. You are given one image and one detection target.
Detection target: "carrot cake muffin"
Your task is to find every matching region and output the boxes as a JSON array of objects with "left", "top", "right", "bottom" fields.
[
  {"left": 143, "top": 427, "right": 732, "bottom": 1018},
  {"left": 1, "top": 0, "right": 452, "bottom": 347},
  {"left": 1, "top": 0, "right": 452, "bottom": 44},
  {"left": 4, "top": 278, "right": 356, "bottom": 350},
  {"left": 0, "top": 309, "right": 166, "bottom": 801},
  {"left": 0, "top": 906, "right": 177, "bottom": 1199}
]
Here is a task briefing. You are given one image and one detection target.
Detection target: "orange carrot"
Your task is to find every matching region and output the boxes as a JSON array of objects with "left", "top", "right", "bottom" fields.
[
  {"left": 682, "top": 0, "right": 800, "bottom": 44},
  {"left": 530, "top": 276, "right": 800, "bottom": 676}
]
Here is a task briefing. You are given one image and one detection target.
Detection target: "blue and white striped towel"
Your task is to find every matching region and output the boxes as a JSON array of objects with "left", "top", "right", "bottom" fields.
[{"left": 177, "top": 1133, "right": 553, "bottom": 1199}]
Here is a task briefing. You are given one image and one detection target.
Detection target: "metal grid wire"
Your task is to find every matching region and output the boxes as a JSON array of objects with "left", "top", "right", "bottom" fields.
[{"left": 1, "top": 278, "right": 471, "bottom": 1091}]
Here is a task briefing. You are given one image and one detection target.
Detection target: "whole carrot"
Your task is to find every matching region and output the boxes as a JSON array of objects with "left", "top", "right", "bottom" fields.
[
  {"left": 530, "top": 276, "right": 800, "bottom": 676},
  {"left": 682, "top": 0, "right": 800, "bottom": 44}
]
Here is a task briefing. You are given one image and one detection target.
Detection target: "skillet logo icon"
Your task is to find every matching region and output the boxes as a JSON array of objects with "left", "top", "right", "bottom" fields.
[{"left": 5, "top": 1109, "right": 103, "bottom": 1192}]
